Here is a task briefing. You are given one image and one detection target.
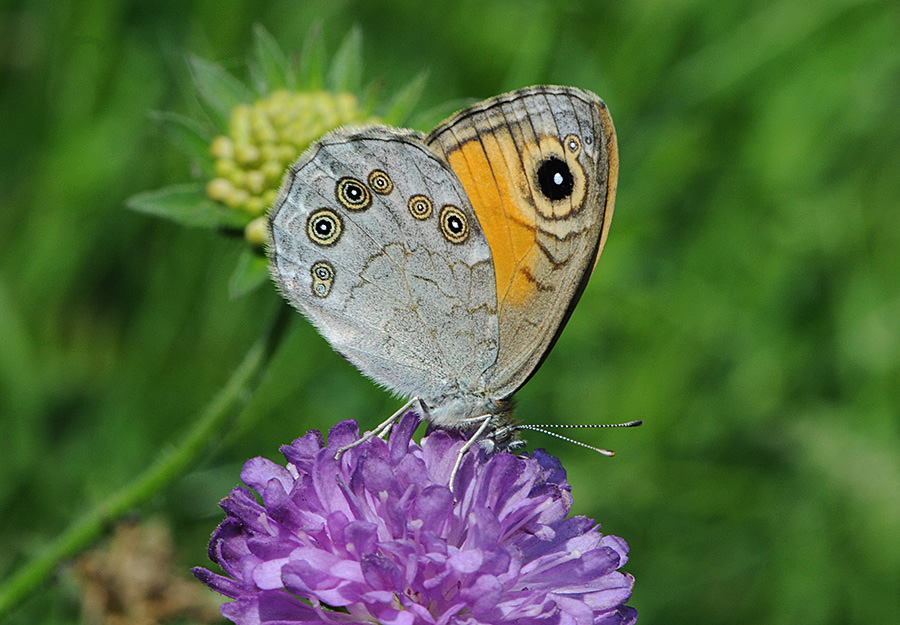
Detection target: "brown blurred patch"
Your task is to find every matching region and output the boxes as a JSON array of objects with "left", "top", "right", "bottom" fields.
[{"left": 75, "top": 519, "right": 222, "bottom": 625}]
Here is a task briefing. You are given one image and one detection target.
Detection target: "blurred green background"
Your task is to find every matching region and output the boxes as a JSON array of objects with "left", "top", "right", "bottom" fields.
[{"left": 2, "top": 0, "right": 898, "bottom": 623}]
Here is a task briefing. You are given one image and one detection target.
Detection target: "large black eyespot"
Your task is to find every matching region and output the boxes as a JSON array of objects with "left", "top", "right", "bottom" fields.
[
  {"left": 307, "top": 209, "right": 342, "bottom": 246},
  {"left": 536, "top": 156, "right": 575, "bottom": 201},
  {"left": 408, "top": 194, "right": 433, "bottom": 220},
  {"left": 310, "top": 261, "right": 335, "bottom": 298},
  {"left": 336, "top": 177, "right": 371, "bottom": 210},
  {"left": 439, "top": 205, "right": 469, "bottom": 244},
  {"left": 368, "top": 170, "right": 393, "bottom": 195}
]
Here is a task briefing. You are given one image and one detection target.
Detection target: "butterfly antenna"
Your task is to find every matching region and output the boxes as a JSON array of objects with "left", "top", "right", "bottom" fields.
[{"left": 514, "top": 420, "right": 642, "bottom": 457}]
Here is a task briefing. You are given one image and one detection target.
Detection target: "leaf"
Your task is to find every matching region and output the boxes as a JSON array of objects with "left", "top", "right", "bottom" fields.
[
  {"left": 357, "top": 81, "right": 380, "bottom": 117},
  {"left": 229, "top": 248, "right": 271, "bottom": 299},
  {"left": 149, "top": 110, "right": 213, "bottom": 163},
  {"left": 327, "top": 26, "right": 363, "bottom": 93},
  {"left": 249, "top": 24, "right": 292, "bottom": 94},
  {"left": 381, "top": 71, "right": 429, "bottom": 125},
  {"left": 408, "top": 97, "right": 472, "bottom": 131},
  {"left": 297, "top": 21, "right": 326, "bottom": 90},
  {"left": 126, "top": 184, "right": 251, "bottom": 230},
  {"left": 188, "top": 55, "right": 255, "bottom": 127}
]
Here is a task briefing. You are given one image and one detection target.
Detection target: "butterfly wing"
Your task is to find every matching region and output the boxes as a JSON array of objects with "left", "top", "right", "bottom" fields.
[
  {"left": 426, "top": 86, "right": 618, "bottom": 399},
  {"left": 268, "top": 127, "right": 500, "bottom": 406}
]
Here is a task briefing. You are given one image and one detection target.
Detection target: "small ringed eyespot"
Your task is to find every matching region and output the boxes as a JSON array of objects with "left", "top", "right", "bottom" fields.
[
  {"left": 367, "top": 170, "right": 393, "bottom": 195},
  {"left": 313, "top": 263, "right": 334, "bottom": 280},
  {"left": 565, "top": 134, "right": 581, "bottom": 153},
  {"left": 439, "top": 205, "right": 469, "bottom": 244},
  {"left": 306, "top": 209, "right": 343, "bottom": 246},
  {"left": 408, "top": 194, "right": 434, "bottom": 220},
  {"left": 336, "top": 177, "right": 371, "bottom": 210},
  {"left": 310, "top": 261, "right": 335, "bottom": 298}
]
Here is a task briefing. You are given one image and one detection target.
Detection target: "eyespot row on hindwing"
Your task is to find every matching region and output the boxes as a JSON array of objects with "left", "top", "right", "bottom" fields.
[
  {"left": 407, "top": 193, "right": 468, "bottom": 245},
  {"left": 306, "top": 167, "right": 472, "bottom": 298}
]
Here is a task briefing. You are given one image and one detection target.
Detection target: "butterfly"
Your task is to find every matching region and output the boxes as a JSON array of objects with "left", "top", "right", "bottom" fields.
[{"left": 268, "top": 85, "right": 618, "bottom": 468}]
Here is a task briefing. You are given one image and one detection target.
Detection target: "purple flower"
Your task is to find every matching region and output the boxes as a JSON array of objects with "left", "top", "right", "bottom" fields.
[{"left": 194, "top": 413, "right": 636, "bottom": 625}]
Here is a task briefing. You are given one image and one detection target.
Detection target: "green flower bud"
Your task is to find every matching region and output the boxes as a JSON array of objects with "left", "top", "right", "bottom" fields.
[
  {"left": 245, "top": 170, "right": 265, "bottom": 195},
  {"left": 214, "top": 158, "right": 237, "bottom": 179},
  {"left": 210, "top": 136, "right": 234, "bottom": 160},
  {"left": 206, "top": 178, "right": 234, "bottom": 202},
  {"left": 244, "top": 216, "right": 268, "bottom": 246}
]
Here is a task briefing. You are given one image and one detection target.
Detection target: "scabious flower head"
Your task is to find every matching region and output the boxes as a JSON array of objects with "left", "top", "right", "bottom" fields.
[
  {"left": 194, "top": 413, "right": 636, "bottom": 625},
  {"left": 206, "top": 89, "right": 375, "bottom": 220}
]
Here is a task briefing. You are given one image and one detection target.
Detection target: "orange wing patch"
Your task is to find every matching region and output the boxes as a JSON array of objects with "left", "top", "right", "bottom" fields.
[{"left": 445, "top": 137, "right": 540, "bottom": 308}]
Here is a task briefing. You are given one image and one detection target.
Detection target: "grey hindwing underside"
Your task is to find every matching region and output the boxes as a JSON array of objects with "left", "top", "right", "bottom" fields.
[{"left": 268, "top": 127, "right": 500, "bottom": 402}]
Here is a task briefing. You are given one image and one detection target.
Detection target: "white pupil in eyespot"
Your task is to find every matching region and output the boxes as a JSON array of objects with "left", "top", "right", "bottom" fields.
[{"left": 553, "top": 172, "right": 564, "bottom": 185}]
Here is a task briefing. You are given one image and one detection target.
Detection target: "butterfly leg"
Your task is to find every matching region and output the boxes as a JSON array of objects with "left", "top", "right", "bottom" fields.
[
  {"left": 448, "top": 414, "right": 494, "bottom": 495},
  {"left": 334, "top": 397, "right": 428, "bottom": 459}
]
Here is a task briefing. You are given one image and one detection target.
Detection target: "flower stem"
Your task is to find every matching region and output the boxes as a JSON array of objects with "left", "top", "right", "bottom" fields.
[{"left": 0, "top": 305, "right": 291, "bottom": 618}]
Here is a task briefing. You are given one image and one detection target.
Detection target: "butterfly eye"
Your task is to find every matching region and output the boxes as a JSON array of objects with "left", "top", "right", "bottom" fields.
[
  {"left": 408, "top": 194, "right": 433, "bottom": 220},
  {"left": 439, "top": 205, "right": 469, "bottom": 244},
  {"left": 336, "top": 177, "right": 372, "bottom": 210},
  {"left": 310, "top": 261, "right": 335, "bottom": 298},
  {"left": 368, "top": 170, "right": 394, "bottom": 195},
  {"left": 536, "top": 156, "right": 575, "bottom": 201},
  {"left": 307, "top": 209, "right": 343, "bottom": 246}
]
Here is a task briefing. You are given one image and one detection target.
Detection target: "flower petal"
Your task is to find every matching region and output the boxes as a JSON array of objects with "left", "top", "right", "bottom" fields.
[{"left": 361, "top": 553, "right": 405, "bottom": 590}]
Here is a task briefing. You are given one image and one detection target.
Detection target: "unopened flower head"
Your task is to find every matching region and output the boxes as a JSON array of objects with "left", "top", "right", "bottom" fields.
[
  {"left": 206, "top": 90, "right": 376, "bottom": 218},
  {"left": 194, "top": 413, "right": 636, "bottom": 625}
]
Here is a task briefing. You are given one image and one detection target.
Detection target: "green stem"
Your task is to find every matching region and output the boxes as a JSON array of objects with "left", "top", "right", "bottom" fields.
[{"left": 0, "top": 306, "right": 291, "bottom": 618}]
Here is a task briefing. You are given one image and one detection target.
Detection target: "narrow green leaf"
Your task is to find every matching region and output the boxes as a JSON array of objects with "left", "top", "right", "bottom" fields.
[
  {"left": 358, "top": 81, "right": 381, "bottom": 117},
  {"left": 249, "top": 24, "right": 291, "bottom": 94},
  {"left": 298, "top": 22, "right": 326, "bottom": 90},
  {"left": 126, "top": 184, "right": 251, "bottom": 230},
  {"left": 229, "top": 248, "right": 271, "bottom": 299},
  {"left": 327, "top": 26, "right": 363, "bottom": 93},
  {"left": 149, "top": 110, "right": 213, "bottom": 162},
  {"left": 188, "top": 55, "right": 255, "bottom": 127},
  {"left": 382, "top": 71, "right": 429, "bottom": 125},
  {"left": 409, "top": 98, "right": 472, "bottom": 131}
]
